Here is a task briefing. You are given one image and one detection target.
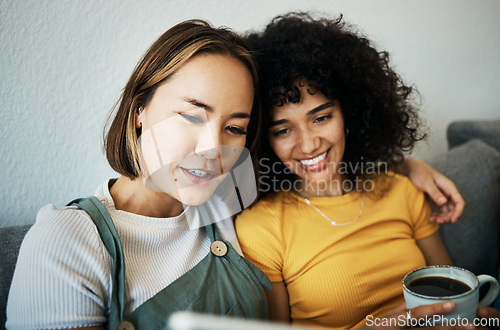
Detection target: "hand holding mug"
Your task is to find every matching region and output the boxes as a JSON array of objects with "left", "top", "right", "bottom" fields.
[{"left": 403, "top": 266, "right": 500, "bottom": 322}]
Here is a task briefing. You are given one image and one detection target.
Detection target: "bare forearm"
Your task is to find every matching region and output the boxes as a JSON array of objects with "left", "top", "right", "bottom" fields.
[
  {"left": 416, "top": 231, "right": 453, "bottom": 266},
  {"left": 266, "top": 281, "right": 291, "bottom": 323}
]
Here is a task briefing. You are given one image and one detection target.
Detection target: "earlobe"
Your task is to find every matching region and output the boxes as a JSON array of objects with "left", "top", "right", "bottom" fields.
[{"left": 136, "top": 107, "right": 144, "bottom": 128}]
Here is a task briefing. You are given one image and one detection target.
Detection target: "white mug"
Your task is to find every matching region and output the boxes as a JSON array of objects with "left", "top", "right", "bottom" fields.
[{"left": 403, "top": 265, "right": 499, "bottom": 321}]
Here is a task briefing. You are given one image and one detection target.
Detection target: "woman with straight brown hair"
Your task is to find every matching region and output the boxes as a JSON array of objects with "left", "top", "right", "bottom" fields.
[{"left": 7, "top": 20, "right": 270, "bottom": 329}]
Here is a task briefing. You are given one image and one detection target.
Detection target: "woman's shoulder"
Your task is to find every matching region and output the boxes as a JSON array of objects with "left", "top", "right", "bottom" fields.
[
  {"left": 370, "top": 172, "right": 423, "bottom": 200},
  {"left": 34, "top": 203, "right": 99, "bottom": 236},
  {"left": 382, "top": 172, "right": 410, "bottom": 185},
  {"left": 243, "top": 191, "right": 288, "bottom": 214},
  {"left": 18, "top": 202, "right": 112, "bottom": 283},
  {"left": 28, "top": 179, "right": 115, "bottom": 244},
  {"left": 235, "top": 191, "right": 289, "bottom": 227},
  {"left": 22, "top": 203, "right": 109, "bottom": 261},
  {"left": 387, "top": 173, "right": 420, "bottom": 194}
]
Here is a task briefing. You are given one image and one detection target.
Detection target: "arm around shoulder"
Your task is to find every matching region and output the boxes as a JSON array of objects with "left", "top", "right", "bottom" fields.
[{"left": 397, "top": 158, "right": 464, "bottom": 223}]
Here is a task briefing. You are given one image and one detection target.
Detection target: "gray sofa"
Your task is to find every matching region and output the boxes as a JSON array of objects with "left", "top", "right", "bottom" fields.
[
  {"left": 1, "top": 120, "right": 499, "bottom": 329},
  {"left": 432, "top": 120, "right": 500, "bottom": 277},
  {"left": 1, "top": 225, "right": 31, "bottom": 329}
]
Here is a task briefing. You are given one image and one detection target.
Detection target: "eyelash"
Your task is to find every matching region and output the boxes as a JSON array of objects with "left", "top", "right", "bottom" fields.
[
  {"left": 179, "top": 113, "right": 247, "bottom": 135},
  {"left": 226, "top": 126, "right": 248, "bottom": 135},
  {"left": 313, "top": 114, "right": 332, "bottom": 123},
  {"left": 180, "top": 113, "right": 205, "bottom": 125},
  {"left": 273, "top": 128, "right": 290, "bottom": 137},
  {"left": 273, "top": 114, "right": 333, "bottom": 137}
]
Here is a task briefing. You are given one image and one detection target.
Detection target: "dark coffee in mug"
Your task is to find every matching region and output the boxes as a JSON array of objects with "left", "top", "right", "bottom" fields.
[
  {"left": 407, "top": 276, "right": 471, "bottom": 297},
  {"left": 403, "top": 266, "right": 500, "bottom": 321}
]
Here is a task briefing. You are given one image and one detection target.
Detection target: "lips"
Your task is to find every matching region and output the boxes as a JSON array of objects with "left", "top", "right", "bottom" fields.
[
  {"left": 180, "top": 167, "right": 217, "bottom": 185},
  {"left": 296, "top": 149, "right": 330, "bottom": 172}
]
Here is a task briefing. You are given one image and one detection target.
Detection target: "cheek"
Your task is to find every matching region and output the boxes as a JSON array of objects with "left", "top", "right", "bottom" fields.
[
  {"left": 269, "top": 137, "right": 292, "bottom": 163},
  {"left": 328, "top": 129, "right": 346, "bottom": 159},
  {"left": 269, "top": 137, "right": 281, "bottom": 157},
  {"left": 227, "top": 135, "right": 247, "bottom": 147},
  {"left": 219, "top": 145, "right": 244, "bottom": 173},
  {"left": 142, "top": 119, "right": 199, "bottom": 166},
  {"left": 333, "top": 130, "right": 345, "bottom": 145},
  {"left": 161, "top": 127, "right": 199, "bottom": 163},
  {"left": 324, "top": 120, "right": 345, "bottom": 144}
]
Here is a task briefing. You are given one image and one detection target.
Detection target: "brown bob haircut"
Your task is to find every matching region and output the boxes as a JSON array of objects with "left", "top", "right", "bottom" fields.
[{"left": 104, "top": 20, "right": 261, "bottom": 179}]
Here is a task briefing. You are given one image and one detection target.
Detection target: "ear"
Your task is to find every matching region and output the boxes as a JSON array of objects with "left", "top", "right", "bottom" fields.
[{"left": 136, "top": 107, "right": 144, "bottom": 129}]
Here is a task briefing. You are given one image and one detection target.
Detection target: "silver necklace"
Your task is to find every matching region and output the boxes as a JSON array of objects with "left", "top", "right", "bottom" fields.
[{"left": 303, "top": 193, "right": 364, "bottom": 226}]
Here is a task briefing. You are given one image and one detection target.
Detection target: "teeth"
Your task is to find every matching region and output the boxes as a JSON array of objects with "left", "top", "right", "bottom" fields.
[
  {"left": 186, "top": 169, "right": 211, "bottom": 177},
  {"left": 299, "top": 151, "right": 327, "bottom": 166}
]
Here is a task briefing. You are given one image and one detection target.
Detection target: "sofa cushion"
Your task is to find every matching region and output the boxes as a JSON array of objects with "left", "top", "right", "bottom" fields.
[
  {"left": 0, "top": 225, "right": 31, "bottom": 328},
  {"left": 448, "top": 120, "right": 500, "bottom": 151},
  {"left": 430, "top": 139, "right": 500, "bottom": 277}
]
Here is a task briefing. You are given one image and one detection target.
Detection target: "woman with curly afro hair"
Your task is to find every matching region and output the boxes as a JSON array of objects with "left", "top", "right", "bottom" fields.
[{"left": 235, "top": 12, "right": 474, "bottom": 328}]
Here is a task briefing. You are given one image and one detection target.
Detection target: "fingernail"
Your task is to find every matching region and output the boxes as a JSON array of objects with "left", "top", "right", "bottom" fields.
[
  {"left": 438, "top": 197, "right": 446, "bottom": 204},
  {"left": 477, "top": 307, "right": 489, "bottom": 317},
  {"left": 443, "top": 301, "right": 454, "bottom": 311}
]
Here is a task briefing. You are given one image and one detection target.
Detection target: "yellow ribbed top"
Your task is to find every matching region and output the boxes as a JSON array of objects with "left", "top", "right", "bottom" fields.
[{"left": 235, "top": 174, "right": 437, "bottom": 329}]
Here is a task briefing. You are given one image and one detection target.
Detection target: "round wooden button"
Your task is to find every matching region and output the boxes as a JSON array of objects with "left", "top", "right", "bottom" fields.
[
  {"left": 116, "top": 320, "right": 135, "bottom": 330},
  {"left": 210, "top": 241, "right": 228, "bottom": 256}
]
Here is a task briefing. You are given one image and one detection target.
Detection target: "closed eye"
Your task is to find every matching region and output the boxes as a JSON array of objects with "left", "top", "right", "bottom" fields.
[
  {"left": 226, "top": 126, "right": 247, "bottom": 135},
  {"left": 180, "top": 113, "right": 205, "bottom": 125}
]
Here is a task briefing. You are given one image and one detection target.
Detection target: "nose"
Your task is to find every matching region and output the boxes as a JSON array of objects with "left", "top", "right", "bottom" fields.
[
  {"left": 297, "top": 126, "right": 320, "bottom": 155},
  {"left": 195, "top": 123, "right": 221, "bottom": 160}
]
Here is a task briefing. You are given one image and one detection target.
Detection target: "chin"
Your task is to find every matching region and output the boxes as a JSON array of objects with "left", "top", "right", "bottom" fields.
[
  {"left": 299, "top": 171, "right": 341, "bottom": 189},
  {"left": 177, "top": 183, "right": 220, "bottom": 206}
]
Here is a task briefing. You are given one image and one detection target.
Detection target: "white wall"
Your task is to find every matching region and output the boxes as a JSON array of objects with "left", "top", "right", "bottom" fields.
[{"left": 1, "top": 0, "right": 499, "bottom": 227}]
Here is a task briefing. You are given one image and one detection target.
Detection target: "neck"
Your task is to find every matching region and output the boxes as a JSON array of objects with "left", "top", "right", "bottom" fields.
[
  {"left": 110, "top": 176, "right": 185, "bottom": 218},
  {"left": 295, "top": 174, "right": 346, "bottom": 198}
]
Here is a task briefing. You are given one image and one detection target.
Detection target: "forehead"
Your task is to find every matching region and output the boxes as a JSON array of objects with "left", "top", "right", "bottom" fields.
[
  {"left": 166, "top": 53, "right": 254, "bottom": 112},
  {"left": 271, "top": 87, "right": 330, "bottom": 118}
]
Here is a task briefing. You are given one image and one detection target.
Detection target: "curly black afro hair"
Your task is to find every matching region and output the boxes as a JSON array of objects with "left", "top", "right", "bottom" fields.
[{"left": 245, "top": 12, "right": 426, "bottom": 196}]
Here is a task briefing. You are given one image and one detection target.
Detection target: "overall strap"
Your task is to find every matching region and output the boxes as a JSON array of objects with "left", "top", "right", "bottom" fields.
[
  {"left": 67, "top": 196, "right": 125, "bottom": 328},
  {"left": 196, "top": 205, "right": 222, "bottom": 242}
]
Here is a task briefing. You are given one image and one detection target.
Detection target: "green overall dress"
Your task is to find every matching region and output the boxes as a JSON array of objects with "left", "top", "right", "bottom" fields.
[{"left": 68, "top": 197, "right": 271, "bottom": 330}]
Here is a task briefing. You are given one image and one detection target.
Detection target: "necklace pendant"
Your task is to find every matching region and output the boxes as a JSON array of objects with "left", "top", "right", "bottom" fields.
[{"left": 303, "top": 193, "right": 364, "bottom": 227}]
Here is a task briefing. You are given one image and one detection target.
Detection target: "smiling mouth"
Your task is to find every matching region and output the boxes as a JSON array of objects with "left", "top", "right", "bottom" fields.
[
  {"left": 185, "top": 169, "right": 214, "bottom": 177},
  {"left": 181, "top": 167, "right": 217, "bottom": 185},
  {"left": 298, "top": 149, "right": 329, "bottom": 166}
]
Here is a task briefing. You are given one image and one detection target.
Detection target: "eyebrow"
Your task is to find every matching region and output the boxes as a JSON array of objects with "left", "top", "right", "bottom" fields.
[
  {"left": 269, "top": 102, "right": 335, "bottom": 127},
  {"left": 230, "top": 112, "right": 251, "bottom": 119},
  {"left": 186, "top": 98, "right": 213, "bottom": 112},
  {"left": 307, "top": 102, "right": 334, "bottom": 115},
  {"left": 185, "top": 98, "right": 251, "bottom": 119}
]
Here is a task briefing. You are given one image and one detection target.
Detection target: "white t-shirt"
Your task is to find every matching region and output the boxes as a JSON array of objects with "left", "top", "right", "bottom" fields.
[{"left": 6, "top": 180, "right": 242, "bottom": 329}]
